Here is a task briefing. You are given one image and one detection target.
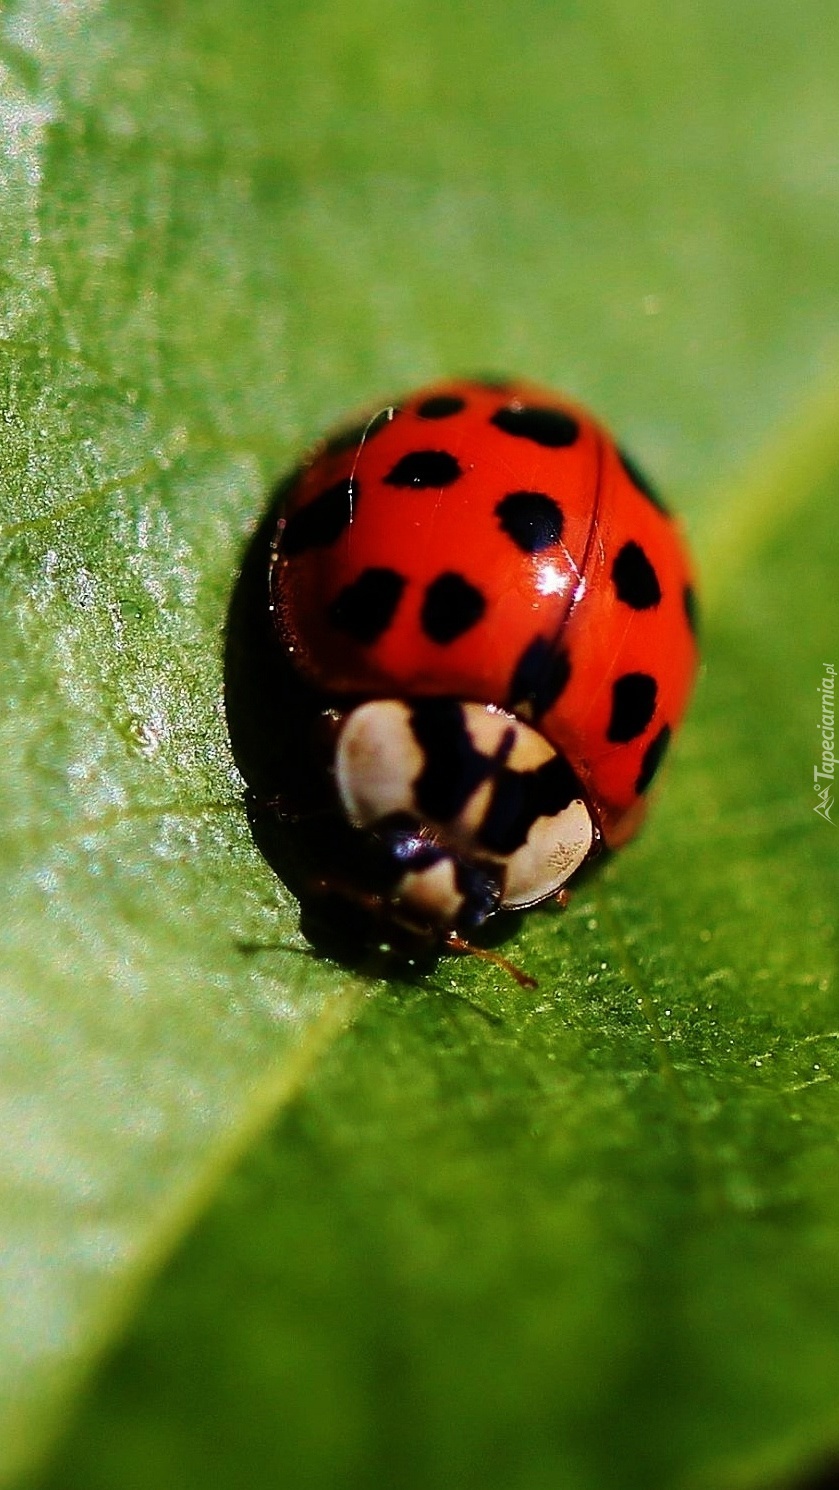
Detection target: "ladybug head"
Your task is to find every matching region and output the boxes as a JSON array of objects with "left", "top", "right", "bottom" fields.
[
  {"left": 366, "top": 813, "right": 503, "bottom": 934},
  {"left": 332, "top": 698, "right": 595, "bottom": 940}
]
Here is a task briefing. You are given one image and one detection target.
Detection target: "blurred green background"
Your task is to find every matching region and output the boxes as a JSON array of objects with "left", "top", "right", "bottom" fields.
[{"left": 0, "top": 1, "right": 837, "bottom": 1487}]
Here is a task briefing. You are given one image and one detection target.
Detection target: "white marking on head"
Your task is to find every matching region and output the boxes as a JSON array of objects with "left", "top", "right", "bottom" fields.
[
  {"left": 501, "top": 798, "right": 593, "bottom": 908},
  {"left": 334, "top": 699, "right": 422, "bottom": 827},
  {"left": 394, "top": 858, "right": 464, "bottom": 926}
]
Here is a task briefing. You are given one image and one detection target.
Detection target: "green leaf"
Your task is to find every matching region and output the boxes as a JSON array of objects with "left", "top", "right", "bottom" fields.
[
  {"left": 36, "top": 466, "right": 839, "bottom": 1490},
  {"left": 0, "top": 1, "right": 837, "bottom": 1488}
]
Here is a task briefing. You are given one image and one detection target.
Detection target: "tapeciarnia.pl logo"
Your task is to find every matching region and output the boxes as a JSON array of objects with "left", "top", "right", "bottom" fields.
[{"left": 814, "top": 662, "right": 836, "bottom": 824}]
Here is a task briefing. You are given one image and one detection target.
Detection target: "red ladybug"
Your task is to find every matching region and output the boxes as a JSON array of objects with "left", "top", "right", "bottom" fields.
[{"left": 268, "top": 378, "right": 698, "bottom": 959}]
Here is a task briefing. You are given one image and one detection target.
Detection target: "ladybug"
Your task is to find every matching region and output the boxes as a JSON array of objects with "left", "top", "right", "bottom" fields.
[{"left": 266, "top": 378, "right": 698, "bottom": 965}]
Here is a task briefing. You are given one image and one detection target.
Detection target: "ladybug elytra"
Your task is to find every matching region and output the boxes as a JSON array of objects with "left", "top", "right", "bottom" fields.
[{"left": 266, "top": 378, "right": 698, "bottom": 961}]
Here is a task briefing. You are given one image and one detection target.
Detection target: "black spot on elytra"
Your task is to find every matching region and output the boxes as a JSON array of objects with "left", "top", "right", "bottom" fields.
[
  {"left": 618, "top": 447, "right": 669, "bottom": 514},
  {"left": 383, "top": 450, "right": 463, "bottom": 488},
  {"left": 683, "top": 584, "right": 699, "bottom": 637},
  {"left": 611, "top": 541, "right": 662, "bottom": 610},
  {"left": 607, "top": 673, "right": 658, "bottom": 743},
  {"left": 495, "top": 491, "right": 564, "bottom": 553},
  {"left": 281, "top": 478, "right": 356, "bottom": 556},
  {"left": 416, "top": 395, "right": 466, "bottom": 419},
  {"left": 508, "top": 636, "right": 571, "bottom": 718},
  {"left": 328, "top": 567, "right": 405, "bottom": 644},
  {"left": 410, "top": 700, "right": 497, "bottom": 822},
  {"left": 635, "top": 725, "right": 672, "bottom": 793},
  {"left": 421, "top": 573, "right": 486, "bottom": 644},
  {"left": 491, "top": 404, "right": 579, "bottom": 448},
  {"left": 479, "top": 754, "right": 581, "bottom": 856},
  {"left": 322, "top": 406, "right": 397, "bottom": 458}
]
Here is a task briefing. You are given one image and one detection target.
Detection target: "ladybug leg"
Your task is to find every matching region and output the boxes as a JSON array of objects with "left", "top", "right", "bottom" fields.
[
  {"left": 445, "top": 932, "right": 537, "bottom": 990},
  {"left": 302, "top": 868, "right": 438, "bottom": 947},
  {"left": 554, "top": 887, "right": 570, "bottom": 908},
  {"left": 306, "top": 872, "right": 386, "bottom": 917}
]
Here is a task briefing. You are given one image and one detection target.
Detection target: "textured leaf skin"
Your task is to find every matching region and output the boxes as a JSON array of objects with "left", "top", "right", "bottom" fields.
[
  {"left": 0, "top": 1, "right": 836, "bottom": 1488},
  {"left": 39, "top": 470, "right": 839, "bottom": 1490}
]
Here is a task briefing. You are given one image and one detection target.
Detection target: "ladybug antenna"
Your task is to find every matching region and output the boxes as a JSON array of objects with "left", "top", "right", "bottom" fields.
[{"left": 445, "top": 932, "right": 537, "bottom": 990}]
